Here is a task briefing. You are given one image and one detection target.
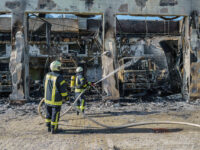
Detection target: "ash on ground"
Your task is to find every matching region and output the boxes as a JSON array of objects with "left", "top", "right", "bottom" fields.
[{"left": 0, "top": 93, "right": 200, "bottom": 118}]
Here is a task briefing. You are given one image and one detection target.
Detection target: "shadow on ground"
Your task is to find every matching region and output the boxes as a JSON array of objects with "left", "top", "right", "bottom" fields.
[
  {"left": 57, "top": 126, "right": 183, "bottom": 134},
  {"left": 86, "top": 111, "right": 160, "bottom": 118}
]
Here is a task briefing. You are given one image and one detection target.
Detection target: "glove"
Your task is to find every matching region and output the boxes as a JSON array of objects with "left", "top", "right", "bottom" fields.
[
  {"left": 66, "top": 96, "right": 70, "bottom": 101},
  {"left": 88, "top": 82, "right": 95, "bottom": 87}
]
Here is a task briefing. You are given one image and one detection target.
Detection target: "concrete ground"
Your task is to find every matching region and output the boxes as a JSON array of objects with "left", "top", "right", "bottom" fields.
[{"left": 0, "top": 96, "right": 200, "bottom": 150}]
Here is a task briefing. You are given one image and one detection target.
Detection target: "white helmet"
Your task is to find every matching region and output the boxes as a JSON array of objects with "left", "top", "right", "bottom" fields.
[
  {"left": 76, "top": 67, "right": 83, "bottom": 73},
  {"left": 50, "top": 60, "right": 61, "bottom": 71}
]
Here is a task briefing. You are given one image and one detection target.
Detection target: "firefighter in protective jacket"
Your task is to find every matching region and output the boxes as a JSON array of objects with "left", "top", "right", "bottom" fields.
[
  {"left": 44, "top": 60, "right": 69, "bottom": 134},
  {"left": 75, "top": 66, "right": 91, "bottom": 115}
]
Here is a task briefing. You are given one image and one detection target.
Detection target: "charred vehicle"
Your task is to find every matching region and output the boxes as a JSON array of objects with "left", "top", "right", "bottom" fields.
[{"left": 118, "top": 57, "right": 168, "bottom": 96}]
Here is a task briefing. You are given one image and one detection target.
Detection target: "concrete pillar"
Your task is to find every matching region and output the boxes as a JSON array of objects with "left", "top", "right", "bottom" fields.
[
  {"left": 102, "top": 9, "right": 119, "bottom": 100},
  {"left": 189, "top": 11, "right": 200, "bottom": 98},
  {"left": 9, "top": 1, "right": 29, "bottom": 102},
  {"left": 181, "top": 17, "right": 191, "bottom": 101}
]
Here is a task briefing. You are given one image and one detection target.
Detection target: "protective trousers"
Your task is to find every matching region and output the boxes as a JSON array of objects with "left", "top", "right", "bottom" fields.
[
  {"left": 75, "top": 92, "right": 85, "bottom": 113},
  {"left": 45, "top": 105, "right": 61, "bottom": 131}
]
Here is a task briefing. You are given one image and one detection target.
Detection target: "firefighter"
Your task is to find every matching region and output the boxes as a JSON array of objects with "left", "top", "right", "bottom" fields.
[
  {"left": 70, "top": 75, "right": 75, "bottom": 92},
  {"left": 44, "top": 60, "right": 69, "bottom": 134},
  {"left": 75, "top": 66, "right": 91, "bottom": 115}
]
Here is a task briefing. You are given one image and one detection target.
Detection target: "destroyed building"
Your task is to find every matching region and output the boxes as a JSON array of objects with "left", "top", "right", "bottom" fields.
[{"left": 0, "top": 0, "right": 199, "bottom": 103}]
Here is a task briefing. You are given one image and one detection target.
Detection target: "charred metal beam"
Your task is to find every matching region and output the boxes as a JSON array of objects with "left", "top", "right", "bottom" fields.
[
  {"left": 45, "top": 22, "right": 51, "bottom": 50},
  {"left": 24, "top": 14, "right": 29, "bottom": 100},
  {"left": 102, "top": 9, "right": 119, "bottom": 100}
]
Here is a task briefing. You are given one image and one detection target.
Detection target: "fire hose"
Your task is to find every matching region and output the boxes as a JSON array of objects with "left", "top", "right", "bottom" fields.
[{"left": 38, "top": 88, "right": 200, "bottom": 129}]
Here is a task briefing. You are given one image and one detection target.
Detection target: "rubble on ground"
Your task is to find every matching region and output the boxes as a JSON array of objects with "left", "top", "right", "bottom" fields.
[{"left": 2, "top": 93, "right": 199, "bottom": 118}]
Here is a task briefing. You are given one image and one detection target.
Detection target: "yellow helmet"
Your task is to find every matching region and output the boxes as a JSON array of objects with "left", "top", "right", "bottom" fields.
[
  {"left": 50, "top": 60, "right": 61, "bottom": 71},
  {"left": 76, "top": 67, "right": 83, "bottom": 73}
]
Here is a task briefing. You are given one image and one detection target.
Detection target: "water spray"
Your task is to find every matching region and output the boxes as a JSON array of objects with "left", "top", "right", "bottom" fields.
[{"left": 95, "top": 57, "right": 143, "bottom": 84}]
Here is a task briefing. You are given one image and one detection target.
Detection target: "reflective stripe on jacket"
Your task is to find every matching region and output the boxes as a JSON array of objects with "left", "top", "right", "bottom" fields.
[
  {"left": 44, "top": 72, "right": 68, "bottom": 106},
  {"left": 75, "top": 74, "right": 87, "bottom": 93}
]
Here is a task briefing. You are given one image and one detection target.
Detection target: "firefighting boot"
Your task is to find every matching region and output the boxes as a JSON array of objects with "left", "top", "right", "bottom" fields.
[
  {"left": 51, "top": 129, "right": 57, "bottom": 134},
  {"left": 76, "top": 111, "right": 79, "bottom": 115},
  {"left": 51, "top": 126, "right": 56, "bottom": 134},
  {"left": 82, "top": 109, "right": 85, "bottom": 114},
  {"left": 48, "top": 126, "right": 51, "bottom": 132},
  {"left": 46, "top": 123, "right": 51, "bottom": 132}
]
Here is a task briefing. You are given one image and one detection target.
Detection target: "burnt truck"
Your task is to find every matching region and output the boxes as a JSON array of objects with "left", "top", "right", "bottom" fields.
[{"left": 118, "top": 57, "right": 168, "bottom": 96}]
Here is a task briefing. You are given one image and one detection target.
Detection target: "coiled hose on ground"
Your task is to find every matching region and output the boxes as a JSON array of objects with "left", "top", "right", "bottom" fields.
[{"left": 38, "top": 89, "right": 200, "bottom": 129}]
